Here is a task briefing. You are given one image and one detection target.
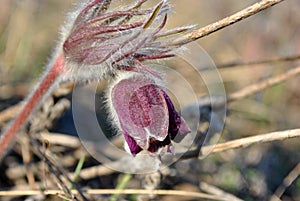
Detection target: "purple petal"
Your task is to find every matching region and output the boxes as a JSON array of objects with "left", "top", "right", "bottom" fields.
[
  {"left": 162, "top": 90, "right": 191, "bottom": 143},
  {"left": 179, "top": 116, "right": 191, "bottom": 135},
  {"left": 122, "top": 129, "right": 142, "bottom": 156},
  {"left": 111, "top": 75, "right": 169, "bottom": 152},
  {"left": 162, "top": 91, "right": 181, "bottom": 138},
  {"left": 148, "top": 90, "right": 191, "bottom": 153}
]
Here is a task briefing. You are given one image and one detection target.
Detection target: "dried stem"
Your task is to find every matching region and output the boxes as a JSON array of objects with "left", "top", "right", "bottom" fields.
[
  {"left": 0, "top": 189, "right": 228, "bottom": 200},
  {"left": 70, "top": 163, "right": 115, "bottom": 180},
  {"left": 199, "top": 182, "right": 243, "bottom": 201},
  {"left": 30, "top": 137, "right": 88, "bottom": 201},
  {"left": 270, "top": 163, "right": 300, "bottom": 201},
  {"left": 227, "top": 65, "right": 300, "bottom": 103},
  {"left": 172, "top": 0, "right": 285, "bottom": 46},
  {"left": 176, "top": 129, "right": 300, "bottom": 161},
  {"left": 216, "top": 54, "right": 300, "bottom": 69},
  {"left": 0, "top": 103, "right": 23, "bottom": 125},
  {"left": 206, "top": 129, "right": 300, "bottom": 153},
  {"left": 197, "top": 65, "right": 300, "bottom": 108}
]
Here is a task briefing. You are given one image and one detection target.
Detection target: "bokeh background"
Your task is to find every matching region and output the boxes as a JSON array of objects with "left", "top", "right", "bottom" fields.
[{"left": 0, "top": 0, "right": 300, "bottom": 200}]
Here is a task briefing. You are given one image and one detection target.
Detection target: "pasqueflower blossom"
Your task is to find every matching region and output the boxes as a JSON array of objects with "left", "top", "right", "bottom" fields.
[
  {"left": 108, "top": 72, "right": 191, "bottom": 156},
  {"left": 0, "top": 0, "right": 194, "bottom": 159},
  {"left": 63, "top": 0, "right": 192, "bottom": 155}
]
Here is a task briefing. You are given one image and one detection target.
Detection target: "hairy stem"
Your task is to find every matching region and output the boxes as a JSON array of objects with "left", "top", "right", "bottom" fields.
[{"left": 0, "top": 54, "right": 65, "bottom": 159}]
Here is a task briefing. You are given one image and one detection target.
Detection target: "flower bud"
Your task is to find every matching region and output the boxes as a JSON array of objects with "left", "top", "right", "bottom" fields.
[{"left": 61, "top": 0, "right": 193, "bottom": 81}]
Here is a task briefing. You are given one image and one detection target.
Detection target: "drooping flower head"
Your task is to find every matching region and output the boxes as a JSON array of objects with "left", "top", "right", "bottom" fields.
[
  {"left": 108, "top": 72, "right": 191, "bottom": 156},
  {"left": 62, "top": 0, "right": 193, "bottom": 81},
  {"left": 61, "top": 0, "right": 193, "bottom": 156}
]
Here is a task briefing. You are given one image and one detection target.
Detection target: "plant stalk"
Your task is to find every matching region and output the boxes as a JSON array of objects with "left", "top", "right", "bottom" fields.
[{"left": 0, "top": 53, "right": 65, "bottom": 159}]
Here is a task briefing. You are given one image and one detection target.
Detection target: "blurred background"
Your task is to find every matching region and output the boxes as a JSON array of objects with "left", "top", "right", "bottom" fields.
[{"left": 0, "top": 0, "right": 300, "bottom": 200}]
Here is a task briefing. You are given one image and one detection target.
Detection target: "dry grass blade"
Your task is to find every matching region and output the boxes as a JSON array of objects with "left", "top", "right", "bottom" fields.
[
  {"left": 40, "top": 132, "right": 81, "bottom": 148},
  {"left": 227, "top": 65, "right": 300, "bottom": 103},
  {"left": 71, "top": 164, "right": 115, "bottom": 180},
  {"left": 216, "top": 54, "right": 300, "bottom": 69},
  {"left": 197, "top": 64, "right": 300, "bottom": 109},
  {"left": 177, "top": 129, "right": 300, "bottom": 160},
  {"left": 206, "top": 129, "right": 300, "bottom": 154},
  {"left": 270, "top": 163, "right": 300, "bottom": 201},
  {"left": 199, "top": 182, "right": 243, "bottom": 201},
  {"left": 172, "top": 0, "right": 285, "bottom": 46},
  {"left": 0, "top": 103, "right": 23, "bottom": 124},
  {"left": 0, "top": 189, "right": 230, "bottom": 200},
  {"left": 29, "top": 138, "right": 89, "bottom": 201}
]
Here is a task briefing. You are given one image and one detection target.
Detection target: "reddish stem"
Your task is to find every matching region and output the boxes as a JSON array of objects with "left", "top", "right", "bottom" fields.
[{"left": 0, "top": 54, "right": 65, "bottom": 159}]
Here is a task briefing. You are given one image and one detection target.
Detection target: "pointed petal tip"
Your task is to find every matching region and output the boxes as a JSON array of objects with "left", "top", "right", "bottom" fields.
[
  {"left": 123, "top": 132, "right": 143, "bottom": 157},
  {"left": 179, "top": 116, "right": 191, "bottom": 135}
]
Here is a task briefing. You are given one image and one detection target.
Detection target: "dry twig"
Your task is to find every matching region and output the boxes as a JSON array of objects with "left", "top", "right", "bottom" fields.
[
  {"left": 270, "top": 163, "right": 300, "bottom": 201},
  {"left": 0, "top": 103, "right": 23, "bottom": 125},
  {"left": 69, "top": 163, "right": 115, "bottom": 180},
  {"left": 227, "top": 65, "right": 300, "bottom": 103},
  {"left": 172, "top": 0, "right": 285, "bottom": 46},
  {"left": 207, "top": 129, "right": 300, "bottom": 153},
  {"left": 216, "top": 54, "right": 300, "bottom": 69},
  {"left": 176, "top": 129, "right": 300, "bottom": 160},
  {"left": 40, "top": 132, "right": 81, "bottom": 148},
  {"left": 0, "top": 189, "right": 230, "bottom": 200},
  {"left": 199, "top": 182, "right": 243, "bottom": 201},
  {"left": 29, "top": 138, "right": 88, "bottom": 201}
]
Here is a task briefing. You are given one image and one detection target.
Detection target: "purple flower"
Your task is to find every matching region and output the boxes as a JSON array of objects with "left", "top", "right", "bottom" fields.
[
  {"left": 62, "top": 0, "right": 193, "bottom": 156},
  {"left": 108, "top": 73, "right": 191, "bottom": 156}
]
